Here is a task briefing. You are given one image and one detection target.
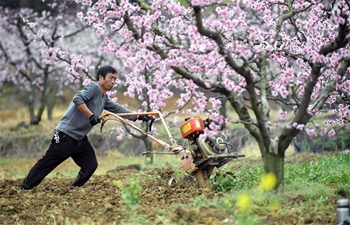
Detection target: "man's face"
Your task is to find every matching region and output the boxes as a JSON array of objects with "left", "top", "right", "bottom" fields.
[{"left": 99, "top": 72, "right": 117, "bottom": 92}]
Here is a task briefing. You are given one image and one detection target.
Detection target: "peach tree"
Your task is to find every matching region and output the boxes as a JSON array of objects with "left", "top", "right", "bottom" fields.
[
  {"left": 29, "top": 0, "right": 350, "bottom": 187},
  {"left": 0, "top": 1, "right": 100, "bottom": 124}
]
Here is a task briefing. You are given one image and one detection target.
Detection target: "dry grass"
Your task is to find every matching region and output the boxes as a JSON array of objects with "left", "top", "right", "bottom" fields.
[{"left": 0, "top": 149, "right": 182, "bottom": 181}]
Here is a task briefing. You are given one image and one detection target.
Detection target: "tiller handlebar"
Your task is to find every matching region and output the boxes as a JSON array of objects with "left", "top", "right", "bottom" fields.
[{"left": 100, "top": 110, "right": 183, "bottom": 154}]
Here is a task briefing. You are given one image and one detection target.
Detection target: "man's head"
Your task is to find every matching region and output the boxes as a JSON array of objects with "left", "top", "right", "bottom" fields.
[
  {"left": 96, "top": 66, "right": 117, "bottom": 81},
  {"left": 96, "top": 66, "right": 118, "bottom": 93}
]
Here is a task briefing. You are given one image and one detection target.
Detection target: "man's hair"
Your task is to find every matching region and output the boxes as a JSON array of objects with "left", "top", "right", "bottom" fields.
[{"left": 96, "top": 66, "right": 117, "bottom": 81}]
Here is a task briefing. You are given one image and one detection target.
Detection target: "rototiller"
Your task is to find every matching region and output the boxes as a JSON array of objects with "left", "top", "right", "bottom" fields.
[{"left": 100, "top": 110, "right": 245, "bottom": 187}]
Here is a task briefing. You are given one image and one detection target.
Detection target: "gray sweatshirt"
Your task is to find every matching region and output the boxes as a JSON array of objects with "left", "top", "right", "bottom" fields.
[{"left": 55, "top": 82, "right": 137, "bottom": 140}]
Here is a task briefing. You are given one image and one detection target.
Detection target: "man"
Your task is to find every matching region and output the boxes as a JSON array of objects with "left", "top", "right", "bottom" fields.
[{"left": 20, "top": 65, "right": 150, "bottom": 190}]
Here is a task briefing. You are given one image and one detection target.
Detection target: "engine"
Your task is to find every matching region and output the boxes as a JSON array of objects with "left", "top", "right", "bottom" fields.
[{"left": 179, "top": 116, "right": 233, "bottom": 171}]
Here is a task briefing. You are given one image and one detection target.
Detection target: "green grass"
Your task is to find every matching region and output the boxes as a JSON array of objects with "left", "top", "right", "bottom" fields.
[
  {"left": 285, "top": 153, "right": 350, "bottom": 185},
  {"left": 192, "top": 152, "right": 350, "bottom": 224},
  {"left": 211, "top": 163, "right": 265, "bottom": 192},
  {"left": 212, "top": 153, "right": 350, "bottom": 192}
]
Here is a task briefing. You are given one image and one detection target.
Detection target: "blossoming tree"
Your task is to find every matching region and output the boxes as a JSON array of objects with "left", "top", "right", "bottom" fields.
[
  {"left": 73, "top": 0, "right": 350, "bottom": 187},
  {"left": 0, "top": 2, "right": 97, "bottom": 124},
  {"left": 26, "top": 0, "right": 350, "bottom": 187}
]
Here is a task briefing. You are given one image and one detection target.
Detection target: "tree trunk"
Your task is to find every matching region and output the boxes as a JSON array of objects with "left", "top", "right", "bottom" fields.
[
  {"left": 32, "top": 91, "right": 47, "bottom": 125},
  {"left": 29, "top": 70, "right": 52, "bottom": 125},
  {"left": 143, "top": 137, "right": 153, "bottom": 164},
  {"left": 28, "top": 87, "right": 36, "bottom": 125},
  {"left": 219, "top": 98, "right": 227, "bottom": 118},
  {"left": 47, "top": 93, "right": 56, "bottom": 121},
  {"left": 262, "top": 151, "right": 285, "bottom": 188}
]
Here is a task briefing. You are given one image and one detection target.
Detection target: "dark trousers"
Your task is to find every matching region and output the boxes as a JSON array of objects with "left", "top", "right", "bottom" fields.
[{"left": 20, "top": 130, "right": 98, "bottom": 190}]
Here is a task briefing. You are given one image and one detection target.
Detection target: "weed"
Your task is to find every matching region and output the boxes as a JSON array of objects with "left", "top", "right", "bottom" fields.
[
  {"left": 211, "top": 163, "right": 264, "bottom": 192},
  {"left": 285, "top": 153, "right": 350, "bottom": 185},
  {"left": 40, "top": 205, "right": 46, "bottom": 213},
  {"left": 113, "top": 179, "right": 142, "bottom": 210},
  {"left": 5, "top": 205, "right": 15, "bottom": 212}
]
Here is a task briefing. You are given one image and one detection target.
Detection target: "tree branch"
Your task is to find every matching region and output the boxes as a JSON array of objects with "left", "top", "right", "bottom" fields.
[
  {"left": 192, "top": 5, "right": 268, "bottom": 147},
  {"left": 272, "top": 0, "right": 314, "bottom": 45},
  {"left": 279, "top": 10, "right": 350, "bottom": 150}
]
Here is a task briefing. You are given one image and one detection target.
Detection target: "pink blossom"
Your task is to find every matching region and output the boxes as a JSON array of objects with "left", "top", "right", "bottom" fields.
[
  {"left": 343, "top": 80, "right": 350, "bottom": 90},
  {"left": 296, "top": 124, "right": 305, "bottom": 130},
  {"left": 168, "top": 2, "right": 186, "bottom": 15},
  {"left": 320, "top": 128, "right": 327, "bottom": 135},
  {"left": 172, "top": 116, "right": 179, "bottom": 124},
  {"left": 191, "top": 0, "right": 211, "bottom": 6},
  {"left": 67, "top": 75, "right": 75, "bottom": 82},
  {"left": 208, "top": 98, "right": 222, "bottom": 110},
  {"left": 27, "top": 22, "right": 36, "bottom": 28},
  {"left": 336, "top": 118, "right": 344, "bottom": 124},
  {"left": 326, "top": 95, "right": 336, "bottom": 104},
  {"left": 328, "top": 129, "right": 336, "bottom": 137},
  {"left": 306, "top": 128, "right": 316, "bottom": 136},
  {"left": 279, "top": 111, "right": 287, "bottom": 119},
  {"left": 77, "top": 12, "right": 83, "bottom": 19}
]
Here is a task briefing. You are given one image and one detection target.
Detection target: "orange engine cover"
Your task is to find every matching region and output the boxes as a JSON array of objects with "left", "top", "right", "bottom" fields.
[{"left": 180, "top": 117, "right": 205, "bottom": 138}]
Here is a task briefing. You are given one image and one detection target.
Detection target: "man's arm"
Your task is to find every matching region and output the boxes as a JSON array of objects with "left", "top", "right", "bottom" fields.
[
  {"left": 77, "top": 103, "right": 94, "bottom": 118},
  {"left": 77, "top": 103, "right": 101, "bottom": 126},
  {"left": 72, "top": 83, "right": 99, "bottom": 118},
  {"left": 104, "top": 98, "right": 137, "bottom": 121}
]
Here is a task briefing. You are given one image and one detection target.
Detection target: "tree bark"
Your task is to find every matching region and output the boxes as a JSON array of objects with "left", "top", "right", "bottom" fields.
[
  {"left": 47, "top": 91, "right": 57, "bottom": 121},
  {"left": 219, "top": 98, "right": 227, "bottom": 119},
  {"left": 28, "top": 87, "right": 36, "bottom": 125},
  {"left": 143, "top": 137, "right": 153, "bottom": 164},
  {"left": 262, "top": 150, "right": 285, "bottom": 188}
]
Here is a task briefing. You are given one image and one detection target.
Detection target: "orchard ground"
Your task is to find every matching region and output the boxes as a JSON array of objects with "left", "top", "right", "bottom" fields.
[
  {"left": 0, "top": 103, "right": 348, "bottom": 224},
  {"left": 0, "top": 149, "right": 346, "bottom": 225}
]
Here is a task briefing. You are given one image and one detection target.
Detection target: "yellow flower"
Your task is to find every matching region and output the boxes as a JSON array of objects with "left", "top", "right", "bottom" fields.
[
  {"left": 235, "top": 194, "right": 252, "bottom": 213},
  {"left": 258, "top": 173, "right": 277, "bottom": 191},
  {"left": 112, "top": 179, "right": 123, "bottom": 187}
]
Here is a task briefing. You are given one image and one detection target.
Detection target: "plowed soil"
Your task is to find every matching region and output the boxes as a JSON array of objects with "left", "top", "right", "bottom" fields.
[{"left": 0, "top": 154, "right": 345, "bottom": 225}]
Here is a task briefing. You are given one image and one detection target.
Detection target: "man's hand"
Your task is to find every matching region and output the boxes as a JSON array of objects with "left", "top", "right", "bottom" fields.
[
  {"left": 138, "top": 115, "right": 151, "bottom": 122},
  {"left": 89, "top": 114, "right": 101, "bottom": 126}
]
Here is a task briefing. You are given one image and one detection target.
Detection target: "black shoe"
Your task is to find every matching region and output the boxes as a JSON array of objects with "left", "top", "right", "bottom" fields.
[
  {"left": 18, "top": 187, "right": 25, "bottom": 191},
  {"left": 19, "top": 183, "right": 31, "bottom": 190}
]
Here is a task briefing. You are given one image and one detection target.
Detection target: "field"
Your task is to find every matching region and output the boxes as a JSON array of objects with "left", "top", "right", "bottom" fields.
[
  {"left": 1, "top": 103, "right": 350, "bottom": 225},
  {"left": 1, "top": 149, "right": 349, "bottom": 225}
]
